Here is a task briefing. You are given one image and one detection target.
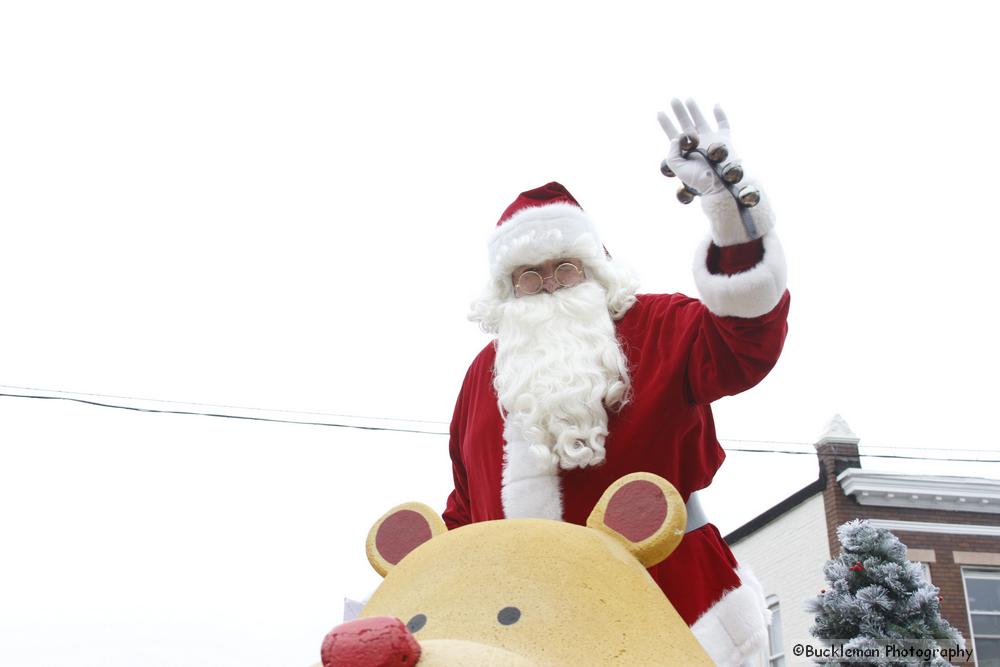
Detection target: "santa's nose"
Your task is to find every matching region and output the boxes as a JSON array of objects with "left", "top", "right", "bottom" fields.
[
  {"left": 541, "top": 274, "right": 559, "bottom": 292},
  {"left": 321, "top": 616, "right": 421, "bottom": 667}
]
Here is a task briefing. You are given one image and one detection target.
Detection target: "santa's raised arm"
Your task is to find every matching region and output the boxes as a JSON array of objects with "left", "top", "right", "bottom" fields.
[{"left": 659, "top": 98, "right": 786, "bottom": 318}]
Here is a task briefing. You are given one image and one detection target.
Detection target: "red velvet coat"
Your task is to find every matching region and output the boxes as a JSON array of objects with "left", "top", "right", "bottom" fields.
[{"left": 442, "top": 288, "right": 790, "bottom": 625}]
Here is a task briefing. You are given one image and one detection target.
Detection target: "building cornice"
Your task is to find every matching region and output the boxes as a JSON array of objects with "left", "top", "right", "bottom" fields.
[
  {"left": 867, "top": 519, "right": 1000, "bottom": 537},
  {"left": 837, "top": 469, "right": 1000, "bottom": 514}
]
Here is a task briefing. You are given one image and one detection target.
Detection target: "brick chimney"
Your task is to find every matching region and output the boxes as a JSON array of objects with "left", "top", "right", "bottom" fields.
[{"left": 815, "top": 414, "right": 862, "bottom": 554}]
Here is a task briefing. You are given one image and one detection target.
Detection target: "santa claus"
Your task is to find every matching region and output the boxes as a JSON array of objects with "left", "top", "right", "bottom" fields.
[{"left": 442, "top": 99, "right": 789, "bottom": 666}]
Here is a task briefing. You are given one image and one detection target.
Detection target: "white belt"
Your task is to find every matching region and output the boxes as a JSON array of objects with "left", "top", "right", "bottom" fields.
[{"left": 685, "top": 491, "right": 709, "bottom": 533}]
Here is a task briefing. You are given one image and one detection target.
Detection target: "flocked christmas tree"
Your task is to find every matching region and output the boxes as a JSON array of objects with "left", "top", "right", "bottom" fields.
[{"left": 806, "top": 519, "right": 964, "bottom": 666}]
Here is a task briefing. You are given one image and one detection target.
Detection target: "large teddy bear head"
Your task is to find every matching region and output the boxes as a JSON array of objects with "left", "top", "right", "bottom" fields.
[{"left": 320, "top": 472, "right": 713, "bottom": 666}]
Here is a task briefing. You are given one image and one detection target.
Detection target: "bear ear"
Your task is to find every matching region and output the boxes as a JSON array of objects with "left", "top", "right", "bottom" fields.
[
  {"left": 366, "top": 502, "right": 447, "bottom": 577},
  {"left": 586, "top": 472, "right": 687, "bottom": 568}
]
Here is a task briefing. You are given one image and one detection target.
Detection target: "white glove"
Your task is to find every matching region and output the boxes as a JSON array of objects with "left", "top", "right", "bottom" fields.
[
  {"left": 657, "top": 98, "right": 774, "bottom": 246},
  {"left": 658, "top": 98, "right": 734, "bottom": 197}
]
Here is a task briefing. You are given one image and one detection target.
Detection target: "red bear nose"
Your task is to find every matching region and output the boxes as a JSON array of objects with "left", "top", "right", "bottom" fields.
[{"left": 321, "top": 616, "right": 422, "bottom": 667}]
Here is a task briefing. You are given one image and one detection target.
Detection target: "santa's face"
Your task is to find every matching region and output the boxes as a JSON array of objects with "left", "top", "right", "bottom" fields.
[
  {"left": 511, "top": 258, "right": 585, "bottom": 297},
  {"left": 493, "top": 273, "right": 631, "bottom": 471}
]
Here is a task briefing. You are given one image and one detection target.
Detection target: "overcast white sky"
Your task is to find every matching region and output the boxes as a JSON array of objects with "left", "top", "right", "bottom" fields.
[{"left": 3, "top": 1, "right": 1000, "bottom": 665}]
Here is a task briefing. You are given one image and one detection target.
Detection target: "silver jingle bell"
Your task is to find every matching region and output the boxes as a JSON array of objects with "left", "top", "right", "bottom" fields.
[
  {"left": 660, "top": 159, "right": 675, "bottom": 178},
  {"left": 721, "top": 163, "right": 744, "bottom": 184},
  {"left": 679, "top": 133, "right": 699, "bottom": 154},
  {"left": 738, "top": 185, "right": 761, "bottom": 207},
  {"left": 706, "top": 143, "right": 729, "bottom": 163},
  {"left": 676, "top": 185, "right": 698, "bottom": 205}
]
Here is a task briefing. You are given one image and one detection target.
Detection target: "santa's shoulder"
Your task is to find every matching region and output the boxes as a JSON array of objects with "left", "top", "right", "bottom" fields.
[
  {"left": 626, "top": 292, "right": 704, "bottom": 317},
  {"left": 463, "top": 340, "right": 498, "bottom": 376},
  {"left": 615, "top": 292, "right": 712, "bottom": 339}
]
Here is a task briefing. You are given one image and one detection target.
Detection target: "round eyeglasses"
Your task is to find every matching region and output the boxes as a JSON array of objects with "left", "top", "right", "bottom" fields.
[{"left": 514, "top": 262, "right": 585, "bottom": 296}]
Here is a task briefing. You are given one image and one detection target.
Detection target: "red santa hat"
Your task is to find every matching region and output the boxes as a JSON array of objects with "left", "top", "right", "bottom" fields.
[{"left": 488, "top": 182, "right": 606, "bottom": 281}]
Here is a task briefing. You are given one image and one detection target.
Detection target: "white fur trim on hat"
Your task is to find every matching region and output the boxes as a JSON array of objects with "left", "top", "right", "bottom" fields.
[
  {"left": 700, "top": 180, "right": 775, "bottom": 247},
  {"left": 692, "top": 231, "right": 787, "bottom": 318},
  {"left": 691, "top": 564, "right": 771, "bottom": 667},
  {"left": 500, "top": 417, "right": 563, "bottom": 520},
  {"left": 489, "top": 202, "right": 604, "bottom": 280}
]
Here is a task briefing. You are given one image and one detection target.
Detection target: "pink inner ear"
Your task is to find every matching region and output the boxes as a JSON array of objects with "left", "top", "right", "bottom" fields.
[
  {"left": 375, "top": 510, "right": 433, "bottom": 565},
  {"left": 604, "top": 480, "right": 667, "bottom": 543}
]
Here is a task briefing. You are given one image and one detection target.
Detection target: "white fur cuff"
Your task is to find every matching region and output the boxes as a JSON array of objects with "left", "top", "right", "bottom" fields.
[
  {"left": 700, "top": 181, "right": 775, "bottom": 247},
  {"left": 692, "top": 231, "right": 787, "bottom": 318},
  {"left": 691, "top": 565, "right": 771, "bottom": 667}
]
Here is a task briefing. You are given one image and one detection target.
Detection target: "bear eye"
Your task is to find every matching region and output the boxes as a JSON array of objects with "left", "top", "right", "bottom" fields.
[
  {"left": 497, "top": 606, "right": 521, "bottom": 625},
  {"left": 406, "top": 613, "right": 427, "bottom": 633}
]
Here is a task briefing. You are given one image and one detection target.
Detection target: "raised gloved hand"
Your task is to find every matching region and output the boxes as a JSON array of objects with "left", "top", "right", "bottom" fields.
[{"left": 657, "top": 98, "right": 772, "bottom": 246}]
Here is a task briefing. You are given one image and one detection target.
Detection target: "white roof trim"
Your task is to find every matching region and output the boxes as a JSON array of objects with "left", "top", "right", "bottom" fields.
[
  {"left": 867, "top": 519, "right": 1000, "bottom": 537},
  {"left": 837, "top": 468, "right": 1000, "bottom": 515}
]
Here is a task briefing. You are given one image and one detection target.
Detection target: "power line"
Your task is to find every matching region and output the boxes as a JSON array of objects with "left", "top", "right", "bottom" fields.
[
  {"left": 0, "top": 383, "right": 451, "bottom": 427},
  {"left": 0, "top": 391, "right": 448, "bottom": 436},
  {"left": 718, "top": 437, "right": 1000, "bottom": 454},
  {"left": 7, "top": 383, "right": 997, "bottom": 455},
  {"left": 721, "top": 447, "right": 1000, "bottom": 464},
  {"left": 2, "top": 387, "right": 1000, "bottom": 464}
]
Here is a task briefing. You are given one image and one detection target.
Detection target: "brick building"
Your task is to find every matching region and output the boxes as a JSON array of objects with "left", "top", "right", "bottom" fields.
[{"left": 726, "top": 416, "right": 1000, "bottom": 667}]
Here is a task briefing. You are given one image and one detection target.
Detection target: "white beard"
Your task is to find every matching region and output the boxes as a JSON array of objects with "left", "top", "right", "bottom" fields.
[{"left": 493, "top": 280, "right": 631, "bottom": 471}]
